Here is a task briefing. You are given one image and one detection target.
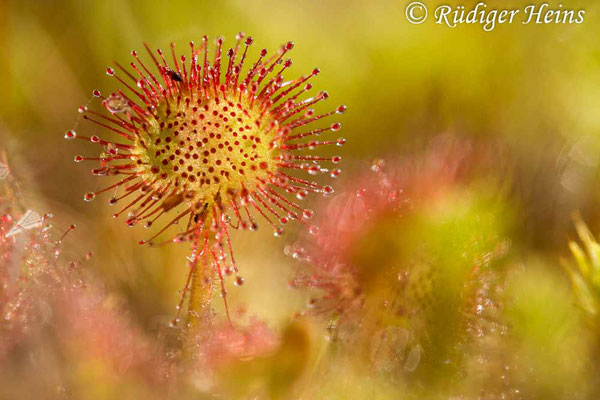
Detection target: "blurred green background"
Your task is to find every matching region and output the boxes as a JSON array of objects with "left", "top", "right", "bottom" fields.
[{"left": 1, "top": 0, "right": 600, "bottom": 349}]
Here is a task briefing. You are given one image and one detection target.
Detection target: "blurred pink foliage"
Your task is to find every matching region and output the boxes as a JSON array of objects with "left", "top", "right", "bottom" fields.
[
  {"left": 288, "top": 135, "right": 505, "bottom": 320},
  {"left": 191, "top": 318, "right": 278, "bottom": 370},
  {"left": 0, "top": 175, "right": 174, "bottom": 395}
]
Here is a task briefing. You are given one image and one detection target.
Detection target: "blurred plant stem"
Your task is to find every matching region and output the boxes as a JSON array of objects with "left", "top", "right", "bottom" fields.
[{"left": 184, "top": 249, "right": 213, "bottom": 357}]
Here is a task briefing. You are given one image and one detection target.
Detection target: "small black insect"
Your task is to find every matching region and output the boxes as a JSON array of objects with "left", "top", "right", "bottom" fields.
[{"left": 166, "top": 69, "right": 182, "bottom": 82}]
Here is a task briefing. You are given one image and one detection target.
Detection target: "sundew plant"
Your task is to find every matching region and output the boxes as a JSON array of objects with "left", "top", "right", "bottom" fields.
[
  {"left": 67, "top": 34, "right": 345, "bottom": 326},
  {"left": 2, "top": 1, "right": 600, "bottom": 399}
]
